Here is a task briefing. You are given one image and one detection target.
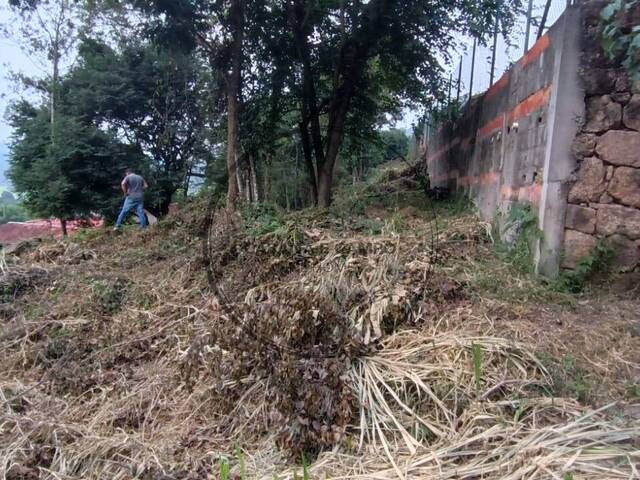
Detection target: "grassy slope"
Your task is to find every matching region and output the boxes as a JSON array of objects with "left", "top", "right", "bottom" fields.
[{"left": 0, "top": 163, "right": 638, "bottom": 478}]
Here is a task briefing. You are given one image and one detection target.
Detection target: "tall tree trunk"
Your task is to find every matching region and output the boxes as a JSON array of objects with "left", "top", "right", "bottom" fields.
[
  {"left": 263, "top": 154, "right": 272, "bottom": 201},
  {"left": 225, "top": 0, "right": 244, "bottom": 210},
  {"left": 289, "top": 1, "right": 325, "bottom": 170},
  {"left": 248, "top": 154, "right": 259, "bottom": 203},
  {"left": 183, "top": 168, "right": 191, "bottom": 197},
  {"left": 60, "top": 218, "right": 67, "bottom": 237},
  {"left": 317, "top": 95, "right": 351, "bottom": 207},
  {"left": 284, "top": 183, "right": 290, "bottom": 211},
  {"left": 299, "top": 121, "right": 318, "bottom": 204},
  {"left": 49, "top": 7, "right": 62, "bottom": 146},
  {"left": 236, "top": 157, "right": 245, "bottom": 200},
  {"left": 317, "top": 0, "right": 390, "bottom": 207}
]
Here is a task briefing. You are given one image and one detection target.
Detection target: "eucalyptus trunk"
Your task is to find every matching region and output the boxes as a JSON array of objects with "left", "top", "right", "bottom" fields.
[{"left": 225, "top": 0, "right": 244, "bottom": 210}]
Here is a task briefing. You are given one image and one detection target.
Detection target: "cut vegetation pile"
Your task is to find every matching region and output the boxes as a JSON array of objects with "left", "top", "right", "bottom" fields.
[{"left": 1, "top": 164, "right": 639, "bottom": 479}]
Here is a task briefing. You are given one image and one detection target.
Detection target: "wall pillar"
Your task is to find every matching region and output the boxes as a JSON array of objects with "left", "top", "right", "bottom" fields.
[{"left": 535, "top": 6, "right": 583, "bottom": 276}]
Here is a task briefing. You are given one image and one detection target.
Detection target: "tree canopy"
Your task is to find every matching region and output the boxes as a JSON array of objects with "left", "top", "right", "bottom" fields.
[{"left": 5, "top": 0, "right": 525, "bottom": 222}]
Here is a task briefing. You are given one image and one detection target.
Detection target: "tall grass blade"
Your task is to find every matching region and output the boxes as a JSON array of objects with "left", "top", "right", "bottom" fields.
[
  {"left": 235, "top": 445, "right": 246, "bottom": 479},
  {"left": 472, "top": 342, "right": 483, "bottom": 392},
  {"left": 219, "top": 457, "right": 230, "bottom": 480},
  {"left": 302, "top": 453, "right": 310, "bottom": 480}
]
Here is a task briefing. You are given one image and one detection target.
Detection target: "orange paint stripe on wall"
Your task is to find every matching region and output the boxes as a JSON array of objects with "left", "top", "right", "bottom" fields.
[
  {"left": 477, "top": 116, "right": 503, "bottom": 138},
  {"left": 500, "top": 183, "right": 542, "bottom": 205},
  {"left": 485, "top": 72, "right": 510, "bottom": 100},
  {"left": 458, "top": 172, "right": 500, "bottom": 187},
  {"left": 519, "top": 34, "right": 551, "bottom": 69},
  {"left": 431, "top": 170, "right": 542, "bottom": 206},
  {"left": 507, "top": 86, "right": 551, "bottom": 124},
  {"left": 477, "top": 85, "right": 551, "bottom": 139}
]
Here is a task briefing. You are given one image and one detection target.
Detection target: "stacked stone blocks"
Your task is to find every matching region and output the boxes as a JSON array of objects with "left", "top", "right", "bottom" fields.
[{"left": 563, "top": 1, "right": 640, "bottom": 271}]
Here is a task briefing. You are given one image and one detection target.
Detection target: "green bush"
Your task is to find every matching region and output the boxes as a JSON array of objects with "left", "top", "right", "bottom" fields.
[
  {"left": 90, "top": 278, "right": 130, "bottom": 315},
  {"left": 0, "top": 203, "right": 31, "bottom": 224},
  {"left": 553, "top": 242, "right": 613, "bottom": 294},
  {"left": 241, "top": 203, "right": 286, "bottom": 236},
  {"left": 494, "top": 204, "right": 541, "bottom": 273}
]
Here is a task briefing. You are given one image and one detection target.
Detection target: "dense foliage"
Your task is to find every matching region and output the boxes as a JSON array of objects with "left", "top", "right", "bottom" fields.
[
  {"left": 601, "top": 0, "right": 640, "bottom": 80},
  {"left": 0, "top": 204, "right": 31, "bottom": 224},
  {"left": 5, "top": 0, "right": 524, "bottom": 224},
  {"left": 9, "top": 101, "right": 140, "bottom": 226}
]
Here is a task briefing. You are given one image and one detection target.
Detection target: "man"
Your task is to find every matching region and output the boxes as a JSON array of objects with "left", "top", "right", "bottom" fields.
[{"left": 114, "top": 168, "right": 149, "bottom": 230}]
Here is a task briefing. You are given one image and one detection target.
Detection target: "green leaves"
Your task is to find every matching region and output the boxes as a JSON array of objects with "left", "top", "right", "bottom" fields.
[
  {"left": 600, "top": 0, "right": 640, "bottom": 81},
  {"left": 600, "top": 1, "right": 622, "bottom": 21},
  {"left": 9, "top": 103, "right": 136, "bottom": 221},
  {"left": 219, "top": 456, "right": 230, "bottom": 480}
]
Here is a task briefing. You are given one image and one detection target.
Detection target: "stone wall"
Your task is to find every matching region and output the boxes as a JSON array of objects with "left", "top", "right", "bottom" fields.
[
  {"left": 563, "top": 0, "right": 640, "bottom": 272},
  {"left": 425, "top": 1, "right": 640, "bottom": 276}
]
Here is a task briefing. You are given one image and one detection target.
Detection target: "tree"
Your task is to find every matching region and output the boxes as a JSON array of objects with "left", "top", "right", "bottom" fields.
[
  {"left": 277, "top": 0, "right": 524, "bottom": 207},
  {"left": 4, "top": 0, "right": 82, "bottom": 147},
  {"left": 141, "top": 0, "right": 524, "bottom": 208},
  {"left": 125, "top": 0, "right": 250, "bottom": 209},
  {"left": 24, "top": 0, "right": 525, "bottom": 214},
  {"left": 5, "top": 0, "right": 83, "bottom": 232},
  {"left": 63, "top": 38, "right": 211, "bottom": 213},
  {"left": 8, "top": 101, "right": 142, "bottom": 231}
]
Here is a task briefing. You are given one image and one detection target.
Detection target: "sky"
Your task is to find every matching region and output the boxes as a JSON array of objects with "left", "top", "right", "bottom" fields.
[{"left": 0, "top": 2, "right": 45, "bottom": 145}]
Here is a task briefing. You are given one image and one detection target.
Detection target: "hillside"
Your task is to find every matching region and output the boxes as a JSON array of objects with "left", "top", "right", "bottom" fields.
[{"left": 0, "top": 164, "right": 639, "bottom": 479}]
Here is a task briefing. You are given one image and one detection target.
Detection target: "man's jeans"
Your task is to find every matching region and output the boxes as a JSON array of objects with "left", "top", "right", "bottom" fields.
[{"left": 115, "top": 196, "right": 148, "bottom": 229}]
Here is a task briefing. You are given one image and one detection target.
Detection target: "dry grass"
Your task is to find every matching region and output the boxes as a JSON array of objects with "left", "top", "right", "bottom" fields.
[{"left": 0, "top": 181, "right": 638, "bottom": 479}]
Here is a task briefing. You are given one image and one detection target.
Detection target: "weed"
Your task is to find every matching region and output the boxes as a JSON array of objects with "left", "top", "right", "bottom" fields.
[
  {"left": 382, "top": 210, "right": 406, "bottom": 234},
  {"left": 472, "top": 343, "right": 483, "bottom": 392},
  {"left": 513, "top": 405, "right": 525, "bottom": 423},
  {"left": 0, "top": 268, "right": 49, "bottom": 303},
  {"left": 302, "top": 454, "right": 310, "bottom": 480},
  {"left": 235, "top": 446, "right": 246, "bottom": 479},
  {"left": 552, "top": 242, "right": 613, "bottom": 294},
  {"left": 242, "top": 203, "right": 286, "bottom": 236},
  {"left": 23, "top": 304, "right": 45, "bottom": 321},
  {"left": 351, "top": 217, "right": 384, "bottom": 234},
  {"left": 90, "top": 278, "right": 130, "bottom": 315},
  {"left": 45, "top": 327, "right": 72, "bottom": 360},
  {"left": 494, "top": 204, "right": 541, "bottom": 274},
  {"left": 625, "top": 384, "right": 640, "bottom": 400},
  {"left": 219, "top": 457, "right": 230, "bottom": 480},
  {"left": 432, "top": 193, "right": 473, "bottom": 218},
  {"left": 292, "top": 454, "right": 311, "bottom": 480},
  {"left": 72, "top": 228, "right": 103, "bottom": 244},
  {"left": 129, "top": 285, "right": 156, "bottom": 309},
  {"left": 157, "top": 238, "right": 191, "bottom": 256},
  {"left": 539, "top": 353, "right": 594, "bottom": 404}
]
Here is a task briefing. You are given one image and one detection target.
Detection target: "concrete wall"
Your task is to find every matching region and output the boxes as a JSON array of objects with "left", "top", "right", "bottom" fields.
[{"left": 426, "top": 2, "right": 639, "bottom": 276}]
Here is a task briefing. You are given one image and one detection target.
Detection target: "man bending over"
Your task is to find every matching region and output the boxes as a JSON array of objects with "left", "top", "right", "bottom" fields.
[{"left": 114, "top": 168, "right": 149, "bottom": 230}]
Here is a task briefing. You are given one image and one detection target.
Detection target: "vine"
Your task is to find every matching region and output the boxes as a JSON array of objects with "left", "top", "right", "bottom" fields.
[{"left": 601, "top": 0, "right": 640, "bottom": 80}]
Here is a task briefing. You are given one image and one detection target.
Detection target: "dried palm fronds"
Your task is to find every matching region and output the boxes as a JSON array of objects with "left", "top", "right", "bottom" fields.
[
  {"left": 350, "top": 331, "right": 550, "bottom": 454},
  {"left": 280, "top": 402, "right": 639, "bottom": 480}
]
